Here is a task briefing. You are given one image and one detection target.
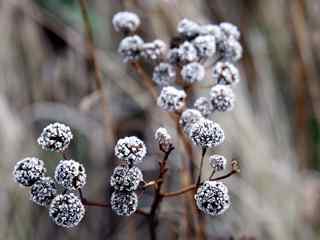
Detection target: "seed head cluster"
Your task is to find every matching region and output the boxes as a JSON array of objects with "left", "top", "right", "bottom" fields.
[
  {"left": 154, "top": 127, "right": 173, "bottom": 152},
  {"left": 110, "top": 165, "right": 143, "bottom": 192},
  {"left": 209, "top": 154, "right": 227, "bottom": 172},
  {"left": 30, "top": 177, "right": 57, "bottom": 206}
]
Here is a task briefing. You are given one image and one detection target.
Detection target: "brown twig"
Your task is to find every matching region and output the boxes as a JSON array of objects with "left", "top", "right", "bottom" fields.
[{"left": 196, "top": 148, "right": 207, "bottom": 186}]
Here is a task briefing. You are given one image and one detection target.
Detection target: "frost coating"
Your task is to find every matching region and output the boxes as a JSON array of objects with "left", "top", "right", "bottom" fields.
[
  {"left": 189, "top": 118, "right": 225, "bottom": 148},
  {"left": 177, "top": 18, "right": 200, "bottom": 38},
  {"left": 13, "top": 157, "right": 46, "bottom": 187},
  {"left": 30, "top": 177, "right": 57, "bottom": 206},
  {"left": 181, "top": 62, "right": 205, "bottom": 84},
  {"left": 152, "top": 63, "right": 176, "bottom": 86},
  {"left": 179, "top": 109, "right": 203, "bottom": 134},
  {"left": 157, "top": 86, "right": 186, "bottom": 112},
  {"left": 37, "top": 122, "right": 73, "bottom": 152},
  {"left": 141, "top": 40, "right": 167, "bottom": 61},
  {"left": 193, "top": 97, "right": 213, "bottom": 117},
  {"left": 110, "top": 165, "right": 143, "bottom": 191},
  {"left": 194, "top": 181, "right": 231, "bottom": 216},
  {"left": 112, "top": 11, "right": 141, "bottom": 33},
  {"left": 210, "top": 85, "right": 235, "bottom": 112},
  {"left": 111, "top": 191, "right": 138, "bottom": 216},
  {"left": 209, "top": 154, "right": 227, "bottom": 171},
  {"left": 154, "top": 127, "right": 173, "bottom": 152},
  {"left": 220, "top": 22, "right": 240, "bottom": 40},
  {"left": 114, "top": 136, "right": 147, "bottom": 165},
  {"left": 118, "top": 35, "right": 144, "bottom": 62},
  {"left": 193, "top": 35, "right": 216, "bottom": 59},
  {"left": 216, "top": 37, "right": 242, "bottom": 62},
  {"left": 200, "top": 24, "right": 223, "bottom": 41},
  {"left": 212, "top": 62, "right": 240, "bottom": 86},
  {"left": 179, "top": 41, "right": 198, "bottom": 64},
  {"left": 54, "top": 160, "right": 87, "bottom": 190},
  {"left": 49, "top": 193, "right": 85, "bottom": 228}
]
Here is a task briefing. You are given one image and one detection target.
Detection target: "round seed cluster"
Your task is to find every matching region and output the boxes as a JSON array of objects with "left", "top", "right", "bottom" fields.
[
  {"left": 112, "top": 11, "right": 140, "bottom": 33},
  {"left": 177, "top": 18, "right": 200, "bottom": 38},
  {"left": 114, "top": 136, "right": 147, "bottom": 165},
  {"left": 193, "top": 97, "right": 213, "bottom": 117},
  {"left": 179, "top": 41, "right": 198, "bottom": 64},
  {"left": 141, "top": 40, "right": 167, "bottom": 61},
  {"left": 30, "top": 177, "right": 57, "bottom": 206},
  {"left": 193, "top": 34, "right": 216, "bottom": 60},
  {"left": 209, "top": 154, "right": 227, "bottom": 172},
  {"left": 154, "top": 127, "right": 173, "bottom": 152},
  {"left": 189, "top": 118, "right": 224, "bottom": 148},
  {"left": 118, "top": 35, "right": 144, "bottom": 62},
  {"left": 54, "top": 160, "right": 87, "bottom": 190},
  {"left": 212, "top": 61, "right": 240, "bottom": 86},
  {"left": 49, "top": 193, "right": 85, "bottom": 228},
  {"left": 210, "top": 85, "right": 235, "bottom": 112},
  {"left": 219, "top": 22, "right": 240, "bottom": 40},
  {"left": 110, "top": 191, "right": 138, "bottom": 216},
  {"left": 179, "top": 109, "right": 203, "bottom": 134},
  {"left": 152, "top": 63, "right": 176, "bottom": 86},
  {"left": 13, "top": 157, "right": 46, "bottom": 187},
  {"left": 110, "top": 165, "right": 143, "bottom": 192},
  {"left": 37, "top": 122, "right": 73, "bottom": 152},
  {"left": 181, "top": 62, "right": 205, "bottom": 84},
  {"left": 216, "top": 37, "right": 242, "bottom": 62},
  {"left": 157, "top": 86, "right": 186, "bottom": 112}
]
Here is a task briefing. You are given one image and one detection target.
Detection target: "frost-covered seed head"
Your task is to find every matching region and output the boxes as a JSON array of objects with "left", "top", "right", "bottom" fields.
[
  {"left": 166, "top": 48, "right": 183, "bottom": 65},
  {"left": 112, "top": 11, "right": 141, "bottom": 33},
  {"left": 152, "top": 63, "right": 176, "bottom": 86},
  {"left": 189, "top": 118, "right": 225, "bottom": 148},
  {"left": 200, "top": 24, "right": 223, "bottom": 41},
  {"left": 193, "top": 97, "right": 214, "bottom": 117},
  {"left": 37, "top": 122, "right": 73, "bottom": 152},
  {"left": 179, "top": 41, "right": 198, "bottom": 64},
  {"left": 219, "top": 22, "right": 240, "bottom": 40},
  {"left": 210, "top": 85, "right": 235, "bottom": 112},
  {"left": 114, "top": 136, "right": 147, "bottom": 165},
  {"left": 30, "top": 177, "right": 57, "bottom": 206},
  {"left": 111, "top": 191, "right": 138, "bottom": 216},
  {"left": 157, "top": 86, "right": 186, "bottom": 112},
  {"left": 13, "top": 157, "right": 46, "bottom": 187},
  {"left": 212, "top": 62, "right": 240, "bottom": 86},
  {"left": 216, "top": 37, "right": 242, "bottom": 62},
  {"left": 110, "top": 165, "right": 143, "bottom": 191},
  {"left": 181, "top": 62, "right": 205, "bottom": 84},
  {"left": 154, "top": 127, "right": 173, "bottom": 152},
  {"left": 179, "top": 109, "right": 203, "bottom": 134},
  {"left": 118, "top": 35, "right": 144, "bottom": 62},
  {"left": 177, "top": 18, "right": 200, "bottom": 38},
  {"left": 54, "top": 160, "right": 86, "bottom": 190},
  {"left": 194, "top": 181, "right": 230, "bottom": 216},
  {"left": 49, "top": 193, "right": 85, "bottom": 228},
  {"left": 209, "top": 154, "right": 227, "bottom": 171},
  {"left": 193, "top": 35, "right": 216, "bottom": 59},
  {"left": 141, "top": 40, "right": 167, "bottom": 61}
]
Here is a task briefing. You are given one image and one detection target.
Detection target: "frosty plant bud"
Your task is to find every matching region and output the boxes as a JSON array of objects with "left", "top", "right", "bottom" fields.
[
  {"left": 219, "top": 22, "right": 240, "bottom": 40},
  {"left": 194, "top": 97, "right": 214, "bottom": 117},
  {"left": 49, "top": 193, "right": 85, "bottom": 228},
  {"left": 193, "top": 34, "right": 216, "bottom": 59},
  {"left": 30, "top": 177, "right": 57, "bottom": 206},
  {"left": 141, "top": 40, "right": 167, "bottom": 61},
  {"left": 179, "top": 41, "right": 198, "bottom": 64},
  {"left": 166, "top": 48, "right": 183, "bottom": 65},
  {"left": 216, "top": 37, "right": 242, "bottom": 62},
  {"left": 110, "top": 165, "right": 143, "bottom": 192},
  {"left": 157, "top": 86, "right": 186, "bottom": 112},
  {"left": 114, "top": 136, "right": 147, "bottom": 165},
  {"left": 200, "top": 24, "right": 223, "bottom": 41},
  {"left": 179, "top": 109, "right": 203, "bottom": 134},
  {"left": 189, "top": 118, "right": 225, "bottom": 148},
  {"left": 194, "top": 181, "right": 231, "bottom": 216},
  {"left": 111, "top": 191, "right": 138, "bottom": 216},
  {"left": 154, "top": 127, "right": 173, "bottom": 152},
  {"left": 177, "top": 18, "right": 200, "bottom": 38},
  {"left": 112, "top": 11, "right": 141, "bottom": 33},
  {"left": 118, "top": 35, "right": 144, "bottom": 62},
  {"left": 152, "top": 62, "right": 176, "bottom": 86},
  {"left": 13, "top": 157, "right": 46, "bottom": 187},
  {"left": 54, "top": 160, "right": 87, "bottom": 190},
  {"left": 210, "top": 85, "right": 235, "bottom": 112},
  {"left": 181, "top": 62, "right": 205, "bottom": 84},
  {"left": 209, "top": 154, "right": 227, "bottom": 172},
  {"left": 212, "top": 61, "right": 240, "bottom": 86},
  {"left": 37, "top": 122, "right": 73, "bottom": 152}
]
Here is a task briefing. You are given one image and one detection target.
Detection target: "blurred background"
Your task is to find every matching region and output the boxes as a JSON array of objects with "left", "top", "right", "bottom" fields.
[{"left": 1, "top": 0, "right": 320, "bottom": 239}]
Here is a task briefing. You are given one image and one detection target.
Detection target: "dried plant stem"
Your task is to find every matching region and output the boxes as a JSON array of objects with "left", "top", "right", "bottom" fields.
[
  {"left": 196, "top": 148, "right": 207, "bottom": 186},
  {"left": 77, "top": 0, "right": 115, "bottom": 144}
]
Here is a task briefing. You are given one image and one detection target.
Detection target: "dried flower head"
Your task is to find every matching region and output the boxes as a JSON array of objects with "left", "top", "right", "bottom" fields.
[
  {"left": 220, "top": 22, "right": 240, "bottom": 40},
  {"left": 157, "top": 86, "right": 186, "bottom": 112},
  {"left": 37, "top": 122, "right": 73, "bottom": 152},
  {"left": 152, "top": 63, "right": 176, "bottom": 86},
  {"left": 177, "top": 18, "right": 200, "bottom": 38},
  {"left": 179, "top": 41, "right": 198, "bottom": 64},
  {"left": 154, "top": 127, "right": 173, "bottom": 152},
  {"left": 141, "top": 40, "right": 167, "bottom": 61},
  {"left": 189, "top": 118, "right": 225, "bottom": 148},
  {"left": 200, "top": 24, "right": 223, "bottom": 41},
  {"left": 30, "top": 177, "right": 57, "bottom": 206},
  {"left": 118, "top": 35, "right": 144, "bottom": 62},
  {"left": 114, "top": 136, "right": 147, "bottom": 165},
  {"left": 210, "top": 85, "right": 235, "bottom": 112},
  {"left": 110, "top": 165, "right": 143, "bottom": 192},
  {"left": 49, "top": 193, "right": 85, "bottom": 228},
  {"left": 193, "top": 35, "right": 216, "bottom": 59},
  {"left": 179, "top": 109, "right": 203, "bottom": 134},
  {"left": 193, "top": 97, "right": 214, "bottom": 117},
  {"left": 13, "top": 157, "right": 46, "bottom": 187},
  {"left": 181, "top": 62, "right": 205, "bottom": 84},
  {"left": 212, "top": 61, "right": 240, "bottom": 86},
  {"left": 194, "top": 181, "right": 231, "bottom": 216},
  {"left": 216, "top": 37, "right": 242, "bottom": 62},
  {"left": 209, "top": 154, "right": 227, "bottom": 171},
  {"left": 54, "top": 160, "right": 87, "bottom": 190},
  {"left": 111, "top": 191, "right": 138, "bottom": 216},
  {"left": 112, "top": 11, "right": 141, "bottom": 33},
  {"left": 167, "top": 48, "right": 183, "bottom": 65}
]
